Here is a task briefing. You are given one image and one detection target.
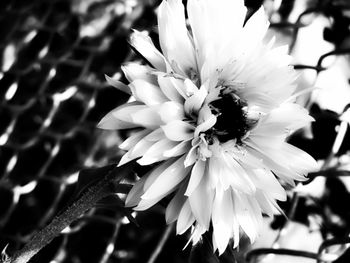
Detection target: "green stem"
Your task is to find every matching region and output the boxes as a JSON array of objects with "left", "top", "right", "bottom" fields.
[{"left": 5, "top": 163, "right": 133, "bottom": 263}]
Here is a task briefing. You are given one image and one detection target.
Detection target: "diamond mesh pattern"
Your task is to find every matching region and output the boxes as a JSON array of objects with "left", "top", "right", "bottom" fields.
[{"left": 0, "top": 0, "right": 350, "bottom": 262}]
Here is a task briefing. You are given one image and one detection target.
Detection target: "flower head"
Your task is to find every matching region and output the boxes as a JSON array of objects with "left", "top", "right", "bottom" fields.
[{"left": 99, "top": 0, "right": 318, "bottom": 254}]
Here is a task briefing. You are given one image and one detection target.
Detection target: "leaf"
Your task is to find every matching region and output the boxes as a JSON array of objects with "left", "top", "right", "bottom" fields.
[
  {"left": 74, "top": 164, "right": 116, "bottom": 199},
  {"left": 96, "top": 194, "right": 138, "bottom": 226}
]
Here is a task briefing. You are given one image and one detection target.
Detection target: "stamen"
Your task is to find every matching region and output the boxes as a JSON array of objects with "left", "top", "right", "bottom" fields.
[{"left": 207, "top": 93, "right": 250, "bottom": 143}]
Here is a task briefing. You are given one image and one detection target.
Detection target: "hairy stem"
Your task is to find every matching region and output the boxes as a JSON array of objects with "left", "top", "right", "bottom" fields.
[{"left": 5, "top": 163, "right": 133, "bottom": 263}]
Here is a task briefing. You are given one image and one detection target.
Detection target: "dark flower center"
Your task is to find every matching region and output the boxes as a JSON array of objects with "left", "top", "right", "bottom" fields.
[{"left": 208, "top": 93, "right": 250, "bottom": 143}]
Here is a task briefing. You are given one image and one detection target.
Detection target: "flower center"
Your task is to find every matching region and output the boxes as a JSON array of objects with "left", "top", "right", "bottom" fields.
[{"left": 208, "top": 93, "right": 250, "bottom": 143}]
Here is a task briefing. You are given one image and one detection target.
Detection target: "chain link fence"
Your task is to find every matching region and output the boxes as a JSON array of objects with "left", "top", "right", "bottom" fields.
[{"left": 0, "top": 0, "right": 350, "bottom": 262}]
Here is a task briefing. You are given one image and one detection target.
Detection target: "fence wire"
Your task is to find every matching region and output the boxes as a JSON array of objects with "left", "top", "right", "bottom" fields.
[{"left": 0, "top": 0, "right": 350, "bottom": 262}]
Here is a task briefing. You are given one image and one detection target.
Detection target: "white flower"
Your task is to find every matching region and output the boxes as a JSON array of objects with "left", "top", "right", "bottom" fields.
[{"left": 98, "top": 0, "right": 318, "bottom": 254}]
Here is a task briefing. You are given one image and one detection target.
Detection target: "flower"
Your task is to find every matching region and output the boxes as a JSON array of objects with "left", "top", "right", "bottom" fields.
[{"left": 98, "top": 0, "right": 318, "bottom": 254}]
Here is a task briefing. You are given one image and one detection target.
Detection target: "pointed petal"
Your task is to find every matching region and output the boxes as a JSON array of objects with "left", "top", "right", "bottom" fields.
[
  {"left": 118, "top": 136, "right": 157, "bottom": 166},
  {"left": 158, "top": 0, "right": 196, "bottom": 75},
  {"left": 212, "top": 189, "right": 234, "bottom": 255},
  {"left": 163, "top": 141, "right": 191, "bottom": 158},
  {"left": 111, "top": 102, "right": 146, "bottom": 123},
  {"left": 223, "top": 153, "right": 256, "bottom": 194},
  {"left": 126, "top": 160, "right": 177, "bottom": 208},
  {"left": 125, "top": 175, "right": 147, "bottom": 207},
  {"left": 134, "top": 194, "right": 167, "bottom": 211},
  {"left": 188, "top": 165, "right": 214, "bottom": 229},
  {"left": 245, "top": 141, "right": 309, "bottom": 183},
  {"left": 121, "top": 63, "right": 157, "bottom": 85},
  {"left": 162, "top": 120, "right": 194, "bottom": 141},
  {"left": 159, "top": 101, "right": 185, "bottom": 123},
  {"left": 144, "top": 159, "right": 175, "bottom": 190},
  {"left": 130, "top": 79, "right": 168, "bottom": 106},
  {"left": 184, "top": 145, "right": 198, "bottom": 167},
  {"left": 177, "top": 200, "right": 195, "bottom": 234},
  {"left": 184, "top": 82, "right": 207, "bottom": 116},
  {"left": 187, "top": 0, "right": 246, "bottom": 78},
  {"left": 98, "top": 102, "right": 144, "bottom": 130},
  {"left": 97, "top": 111, "right": 138, "bottom": 130},
  {"left": 255, "top": 190, "right": 281, "bottom": 217},
  {"left": 131, "top": 107, "right": 163, "bottom": 128},
  {"left": 130, "top": 30, "right": 167, "bottom": 71},
  {"left": 252, "top": 103, "right": 314, "bottom": 135},
  {"left": 188, "top": 224, "right": 206, "bottom": 246},
  {"left": 185, "top": 160, "right": 205, "bottom": 196},
  {"left": 143, "top": 128, "right": 165, "bottom": 141},
  {"left": 119, "top": 129, "right": 150, "bottom": 150},
  {"left": 137, "top": 138, "right": 177, "bottom": 165},
  {"left": 157, "top": 75, "right": 185, "bottom": 103},
  {"left": 132, "top": 160, "right": 177, "bottom": 210},
  {"left": 233, "top": 192, "right": 262, "bottom": 243},
  {"left": 105, "top": 75, "right": 131, "bottom": 94},
  {"left": 166, "top": 184, "right": 187, "bottom": 223},
  {"left": 241, "top": 6, "right": 269, "bottom": 53},
  {"left": 194, "top": 105, "right": 217, "bottom": 136},
  {"left": 141, "top": 156, "right": 190, "bottom": 200},
  {"left": 280, "top": 143, "right": 318, "bottom": 173},
  {"left": 250, "top": 169, "right": 287, "bottom": 201}
]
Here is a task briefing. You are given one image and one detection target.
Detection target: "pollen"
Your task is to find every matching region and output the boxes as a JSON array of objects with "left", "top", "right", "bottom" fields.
[{"left": 209, "top": 93, "right": 250, "bottom": 143}]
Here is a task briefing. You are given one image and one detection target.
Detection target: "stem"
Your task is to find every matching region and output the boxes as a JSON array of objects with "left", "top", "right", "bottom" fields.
[
  {"left": 147, "top": 224, "right": 174, "bottom": 263},
  {"left": 5, "top": 162, "right": 133, "bottom": 263},
  {"left": 246, "top": 248, "right": 318, "bottom": 262}
]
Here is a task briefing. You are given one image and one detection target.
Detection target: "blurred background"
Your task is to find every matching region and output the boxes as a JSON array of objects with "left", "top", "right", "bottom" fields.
[{"left": 0, "top": 0, "right": 350, "bottom": 262}]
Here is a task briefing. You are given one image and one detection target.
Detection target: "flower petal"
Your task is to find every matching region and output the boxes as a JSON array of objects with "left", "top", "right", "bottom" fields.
[
  {"left": 185, "top": 159, "right": 206, "bottom": 196},
  {"left": 184, "top": 82, "right": 208, "bottom": 116},
  {"left": 158, "top": 0, "right": 196, "bottom": 75},
  {"left": 187, "top": 0, "right": 246, "bottom": 79},
  {"left": 141, "top": 156, "right": 190, "bottom": 200},
  {"left": 166, "top": 184, "right": 187, "bottom": 224},
  {"left": 250, "top": 169, "right": 287, "bottom": 201},
  {"left": 130, "top": 79, "right": 168, "bottom": 106},
  {"left": 159, "top": 101, "right": 185, "bottom": 123},
  {"left": 212, "top": 189, "right": 234, "bottom": 255},
  {"left": 125, "top": 175, "right": 147, "bottom": 207},
  {"left": 177, "top": 200, "right": 195, "bottom": 234},
  {"left": 184, "top": 144, "right": 199, "bottom": 167},
  {"left": 233, "top": 192, "right": 262, "bottom": 243},
  {"left": 188, "top": 164, "right": 214, "bottom": 230},
  {"left": 137, "top": 138, "right": 178, "bottom": 165},
  {"left": 98, "top": 102, "right": 144, "bottom": 130},
  {"left": 131, "top": 107, "right": 163, "bottom": 128},
  {"left": 125, "top": 160, "right": 173, "bottom": 207},
  {"left": 157, "top": 75, "right": 186, "bottom": 102},
  {"left": 255, "top": 190, "right": 281, "bottom": 217},
  {"left": 130, "top": 30, "right": 167, "bottom": 71},
  {"left": 122, "top": 63, "right": 157, "bottom": 85},
  {"left": 144, "top": 159, "right": 175, "bottom": 190},
  {"left": 241, "top": 6, "right": 269, "bottom": 54},
  {"left": 97, "top": 111, "right": 138, "bottom": 130},
  {"left": 251, "top": 103, "right": 314, "bottom": 136},
  {"left": 212, "top": 152, "right": 255, "bottom": 194},
  {"left": 163, "top": 140, "right": 191, "bottom": 158},
  {"left": 105, "top": 74, "right": 131, "bottom": 94},
  {"left": 132, "top": 160, "right": 177, "bottom": 210},
  {"left": 194, "top": 107, "right": 217, "bottom": 137},
  {"left": 162, "top": 120, "right": 194, "bottom": 141},
  {"left": 120, "top": 129, "right": 150, "bottom": 150}
]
